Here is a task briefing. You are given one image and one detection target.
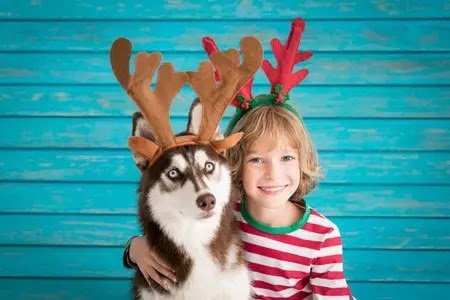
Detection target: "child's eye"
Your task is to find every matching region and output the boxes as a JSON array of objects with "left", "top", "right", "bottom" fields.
[
  {"left": 248, "top": 157, "right": 262, "bottom": 163},
  {"left": 282, "top": 155, "right": 295, "bottom": 161}
]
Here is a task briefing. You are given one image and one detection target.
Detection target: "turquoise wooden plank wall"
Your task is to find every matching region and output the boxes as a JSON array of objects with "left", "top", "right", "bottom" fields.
[{"left": 0, "top": 0, "right": 449, "bottom": 299}]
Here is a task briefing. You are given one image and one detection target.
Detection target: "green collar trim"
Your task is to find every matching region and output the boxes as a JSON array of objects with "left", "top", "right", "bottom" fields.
[{"left": 240, "top": 199, "right": 311, "bottom": 234}]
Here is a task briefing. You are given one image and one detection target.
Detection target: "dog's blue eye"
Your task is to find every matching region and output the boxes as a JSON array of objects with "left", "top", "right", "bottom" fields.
[
  {"left": 205, "top": 162, "right": 215, "bottom": 173},
  {"left": 167, "top": 169, "right": 179, "bottom": 179}
]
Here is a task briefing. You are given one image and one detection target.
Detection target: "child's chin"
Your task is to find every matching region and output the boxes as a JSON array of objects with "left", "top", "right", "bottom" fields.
[{"left": 257, "top": 196, "right": 288, "bottom": 208}]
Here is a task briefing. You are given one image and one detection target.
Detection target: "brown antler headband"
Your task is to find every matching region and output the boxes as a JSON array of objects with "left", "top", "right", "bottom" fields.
[{"left": 110, "top": 36, "right": 263, "bottom": 164}]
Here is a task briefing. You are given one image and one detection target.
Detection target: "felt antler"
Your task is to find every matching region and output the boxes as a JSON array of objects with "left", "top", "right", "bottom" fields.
[
  {"left": 189, "top": 36, "right": 263, "bottom": 143},
  {"left": 202, "top": 37, "right": 255, "bottom": 109},
  {"left": 261, "top": 18, "right": 312, "bottom": 101},
  {"left": 110, "top": 38, "right": 187, "bottom": 160},
  {"left": 202, "top": 37, "right": 222, "bottom": 82}
]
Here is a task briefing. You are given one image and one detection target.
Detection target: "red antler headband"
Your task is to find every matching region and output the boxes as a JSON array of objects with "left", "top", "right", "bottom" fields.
[{"left": 202, "top": 18, "right": 313, "bottom": 134}]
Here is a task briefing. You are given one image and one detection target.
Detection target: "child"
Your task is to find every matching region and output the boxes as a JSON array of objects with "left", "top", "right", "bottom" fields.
[{"left": 124, "top": 19, "right": 354, "bottom": 299}]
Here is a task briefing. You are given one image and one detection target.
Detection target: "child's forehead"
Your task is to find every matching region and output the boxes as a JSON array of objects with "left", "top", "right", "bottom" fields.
[{"left": 248, "top": 134, "right": 296, "bottom": 153}]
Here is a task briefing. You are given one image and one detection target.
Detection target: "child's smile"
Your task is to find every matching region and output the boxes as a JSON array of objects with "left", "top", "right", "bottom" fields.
[{"left": 258, "top": 185, "right": 288, "bottom": 195}]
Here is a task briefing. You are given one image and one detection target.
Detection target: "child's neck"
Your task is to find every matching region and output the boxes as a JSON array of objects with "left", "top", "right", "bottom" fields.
[{"left": 246, "top": 200, "right": 302, "bottom": 228}]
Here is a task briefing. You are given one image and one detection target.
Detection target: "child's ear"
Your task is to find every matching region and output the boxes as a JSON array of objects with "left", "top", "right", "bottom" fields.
[
  {"left": 187, "top": 98, "right": 224, "bottom": 141},
  {"left": 131, "top": 112, "right": 155, "bottom": 171}
]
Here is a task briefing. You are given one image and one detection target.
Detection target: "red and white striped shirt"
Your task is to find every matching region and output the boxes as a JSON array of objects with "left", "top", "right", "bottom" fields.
[{"left": 235, "top": 201, "right": 354, "bottom": 300}]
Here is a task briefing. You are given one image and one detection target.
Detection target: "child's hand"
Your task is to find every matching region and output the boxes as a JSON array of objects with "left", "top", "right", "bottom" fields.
[{"left": 129, "top": 235, "right": 177, "bottom": 290}]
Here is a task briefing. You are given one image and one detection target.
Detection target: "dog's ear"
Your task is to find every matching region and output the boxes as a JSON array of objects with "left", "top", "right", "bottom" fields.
[
  {"left": 186, "top": 98, "right": 224, "bottom": 141},
  {"left": 131, "top": 112, "right": 155, "bottom": 171}
]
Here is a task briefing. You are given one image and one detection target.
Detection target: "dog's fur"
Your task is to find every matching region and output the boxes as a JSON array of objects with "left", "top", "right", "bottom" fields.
[{"left": 130, "top": 100, "right": 250, "bottom": 299}]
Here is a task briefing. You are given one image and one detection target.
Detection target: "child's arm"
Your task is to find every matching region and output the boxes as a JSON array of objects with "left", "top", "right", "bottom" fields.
[
  {"left": 310, "top": 225, "right": 355, "bottom": 299},
  {"left": 123, "top": 235, "right": 177, "bottom": 290}
]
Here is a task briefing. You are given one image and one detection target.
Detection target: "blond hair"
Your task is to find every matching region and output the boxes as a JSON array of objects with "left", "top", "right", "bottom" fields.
[{"left": 226, "top": 105, "right": 321, "bottom": 202}]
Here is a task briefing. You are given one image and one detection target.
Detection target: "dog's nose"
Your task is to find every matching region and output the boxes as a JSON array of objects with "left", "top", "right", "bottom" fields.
[{"left": 196, "top": 194, "right": 216, "bottom": 211}]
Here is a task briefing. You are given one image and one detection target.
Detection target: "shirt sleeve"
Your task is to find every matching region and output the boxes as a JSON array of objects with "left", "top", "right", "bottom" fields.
[
  {"left": 123, "top": 235, "right": 140, "bottom": 269},
  {"left": 310, "top": 225, "right": 355, "bottom": 300}
]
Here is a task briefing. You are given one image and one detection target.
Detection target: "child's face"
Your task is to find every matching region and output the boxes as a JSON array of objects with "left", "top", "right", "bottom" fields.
[{"left": 241, "top": 135, "right": 300, "bottom": 209}]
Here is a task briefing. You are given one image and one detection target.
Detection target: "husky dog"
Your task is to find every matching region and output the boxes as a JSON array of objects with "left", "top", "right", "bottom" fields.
[
  {"left": 110, "top": 35, "right": 262, "bottom": 299},
  {"left": 130, "top": 101, "right": 251, "bottom": 300}
]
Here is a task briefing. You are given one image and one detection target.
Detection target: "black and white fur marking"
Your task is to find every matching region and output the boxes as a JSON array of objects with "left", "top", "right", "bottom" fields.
[{"left": 130, "top": 100, "right": 250, "bottom": 299}]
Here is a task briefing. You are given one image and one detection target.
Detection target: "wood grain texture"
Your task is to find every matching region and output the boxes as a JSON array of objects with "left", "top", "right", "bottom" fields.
[
  {"left": 1, "top": 86, "right": 449, "bottom": 118},
  {"left": 1, "top": 117, "right": 449, "bottom": 150},
  {"left": 0, "top": 279, "right": 447, "bottom": 300},
  {"left": 1, "top": 20, "right": 449, "bottom": 51},
  {"left": 0, "top": 215, "right": 448, "bottom": 249},
  {"left": 0, "top": 183, "right": 448, "bottom": 217},
  {"left": 1, "top": 247, "right": 449, "bottom": 281},
  {"left": 0, "top": 0, "right": 449, "bottom": 19},
  {"left": 1, "top": 150, "right": 449, "bottom": 184},
  {"left": 1, "top": 1, "right": 449, "bottom": 298},
  {"left": 1, "top": 53, "right": 449, "bottom": 84}
]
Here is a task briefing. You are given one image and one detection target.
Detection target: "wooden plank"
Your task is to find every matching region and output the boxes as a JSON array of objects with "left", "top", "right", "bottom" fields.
[
  {"left": 0, "top": 279, "right": 132, "bottom": 300},
  {"left": 0, "top": 279, "right": 446, "bottom": 300},
  {"left": 1, "top": 117, "right": 448, "bottom": 151},
  {"left": 308, "top": 185, "right": 450, "bottom": 217},
  {"left": 2, "top": 20, "right": 449, "bottom": 51},
  {"left": 0, "top": 215, "right": 137, "bottom": 246},
  {"left": 0, "top": 247, "right": 131, "bottom": 278},
  {"left": 1, "top": 150, "right": 448, "bottom": 184},
  {"left": 350, "top": 282, "right": 450, "bottom": 300},
  {"left": 1, "top": 53, "right": 449, "bottom": 85},
  {"left": 1, "top": 86, "right": 448, "bottom": 118},
  {"left": 0, "top": 182, "right": 138, "bottom": 214},
  {"left": 332, "top": 218, "right": 450, "bottom": 250},
  {"left": 1, "top": 182, "right": 449, "bottom": 217},
  {"left": 0, "top": 215, "right": 448, "bottom": 249},
  {"left": 0, "top": 0, "right": 448, "bottom": 19},
  {"left": 1, "top": 247, "right": 449, "bottom": 281}
]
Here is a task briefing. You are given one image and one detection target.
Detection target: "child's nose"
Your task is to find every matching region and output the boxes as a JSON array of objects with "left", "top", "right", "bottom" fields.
[{"left": 264, "top": 161, "right": 280, "bottom": 179}]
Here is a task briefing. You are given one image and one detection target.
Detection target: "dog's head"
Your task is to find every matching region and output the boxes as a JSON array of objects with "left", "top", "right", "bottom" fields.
[
  {"left": 132, "top": 100, "right": 232, "bottom": 221},
  {"left": 110, "top": 36, "right": 262, "bottom": 223}
]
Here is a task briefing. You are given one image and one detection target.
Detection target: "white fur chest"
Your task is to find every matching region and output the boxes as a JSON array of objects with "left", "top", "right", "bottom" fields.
[{"left": 139, "top": 247, "right": 251, "bottom": 300}]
